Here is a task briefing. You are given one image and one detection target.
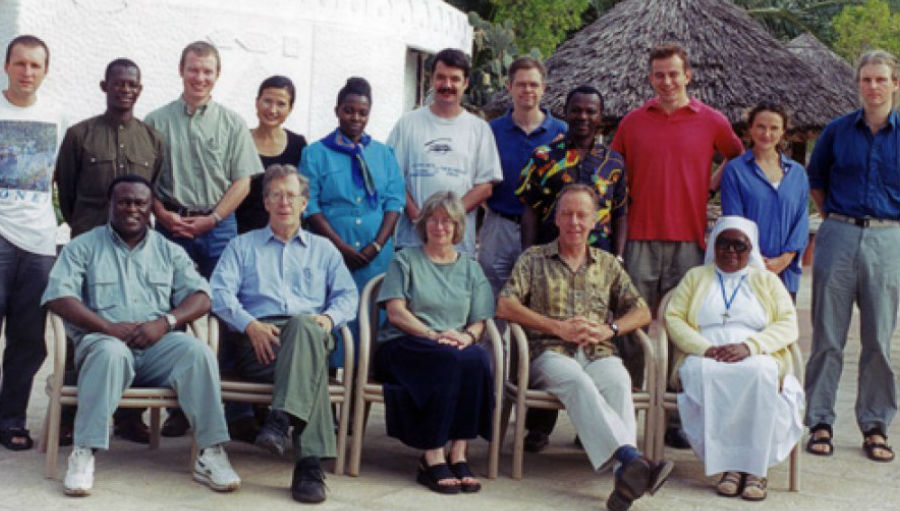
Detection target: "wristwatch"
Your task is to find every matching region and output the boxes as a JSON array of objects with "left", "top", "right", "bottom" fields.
[
  {"left": 370, "top": 240, "right": 383, "bottom": 253},
  {"left": 164, "top": 313, "right": 178, "bottom": 331},
  {"left": 608, "top": 321, "right": 620, "bottom": 336}
]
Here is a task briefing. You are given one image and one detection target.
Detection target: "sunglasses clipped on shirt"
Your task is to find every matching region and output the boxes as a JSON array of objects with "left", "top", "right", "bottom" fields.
[{"left": 715, "top": 238, "right": 750, "bottom": 253}]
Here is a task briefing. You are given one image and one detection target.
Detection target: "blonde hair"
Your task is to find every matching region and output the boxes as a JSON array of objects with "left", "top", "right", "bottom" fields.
[
  {"left": 856, "top": 49, "right": 899, "bottom": 108},
  {"left": 262, "top": 164, "right": 308, "bottom": 199},
  {"left": 414, "top": 191, "right": 466, "bottom": 245}
]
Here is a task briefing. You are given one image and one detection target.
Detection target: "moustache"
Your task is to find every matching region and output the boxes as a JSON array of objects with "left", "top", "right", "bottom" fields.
[{"left": 437, "top": 87, "right": 457, "bottom": 95}]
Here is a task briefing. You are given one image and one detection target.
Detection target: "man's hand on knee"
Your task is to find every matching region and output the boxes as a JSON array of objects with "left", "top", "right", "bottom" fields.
[
  {"left": 311, "top": 314, "right": 333, "bottom": 333},
  {"left": 104, "top": 321, "right": 140, "bottom": 341},
  {"left": 246, "top": 320, "right": 281, "bottom": 365},
  {"left": 124, "top": 317, "right": 168, "bottom": 349}
]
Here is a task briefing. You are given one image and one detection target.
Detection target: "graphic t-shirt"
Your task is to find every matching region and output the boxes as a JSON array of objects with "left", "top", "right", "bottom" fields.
[
  {"left": 387, "top": 107, "right": 501, "bottom": 256},
  {"left": 0, "top": 95, "right": 65, "bottom": 255}
]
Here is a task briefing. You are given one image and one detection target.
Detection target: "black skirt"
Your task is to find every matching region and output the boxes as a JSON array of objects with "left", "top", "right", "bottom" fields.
[{"left": 373, "top": 335, "right": 494, "bottom": 450}]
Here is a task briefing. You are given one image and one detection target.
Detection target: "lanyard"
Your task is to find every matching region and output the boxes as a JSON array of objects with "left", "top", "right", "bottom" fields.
[{"left": 717, "top": 271, "right": 747, "bottom": 324}]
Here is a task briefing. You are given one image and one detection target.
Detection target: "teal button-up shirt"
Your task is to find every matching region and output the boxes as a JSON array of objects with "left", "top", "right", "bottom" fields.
[
  {"left": 145, "top": 97, "right": 263, "bottom": 210},
  {"left": 41, "top": 224, "right": 210, "bottom": 342}
]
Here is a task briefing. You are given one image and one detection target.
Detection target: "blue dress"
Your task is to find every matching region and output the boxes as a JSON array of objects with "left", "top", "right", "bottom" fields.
[
  {"left": 720, "top": 151, "right": 809, "bottom": 293},
  {"left": 300, "top": 137, "right": 405, "bottom": 366}
]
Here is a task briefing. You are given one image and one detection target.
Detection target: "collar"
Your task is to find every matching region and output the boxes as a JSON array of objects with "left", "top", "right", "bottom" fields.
[
  {"left": 741, "top": 150, "right": 794, "bottom": 172},
  {"left": 106, "top": 223, "right": 150, "bottom": 251},
  {"left": 502, "top": 107, "right": 557, "bottom": 133},
  {"left": 178, "top": 95, "right": 211, "bottom": 116},
  {"left": 99, "top": 112, "right": 136, "bottom": 130},
  {"left": 645, "top": 96, "right": 700, "bottom": 114},
  {"left": 545, "top": 239, "right": 599, "bottom": 263},
  {"left": 264, "top": 224, "right": 308, "bottom": 246},
  {"left": 852, "top": 108, "right": 900, "bottom": 130}
]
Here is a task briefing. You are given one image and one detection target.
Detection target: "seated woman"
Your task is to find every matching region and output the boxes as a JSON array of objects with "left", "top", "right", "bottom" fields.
[
  {"left": 374, "top": 191, "right": 495, "bottom": 495},
  {"left": 665, "top": 216, "right": 804, "bottom": 501}
]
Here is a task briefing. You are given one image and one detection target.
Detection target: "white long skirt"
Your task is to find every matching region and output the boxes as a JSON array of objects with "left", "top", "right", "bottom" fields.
[{"left": 677, "top": 354, "right": 804, "bottom": 476}]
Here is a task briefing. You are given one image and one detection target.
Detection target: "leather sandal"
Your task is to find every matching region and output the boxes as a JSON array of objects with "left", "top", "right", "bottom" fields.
[
  {"left": 863, "top": 427, "right": 895, "bottom": 463},
  {"left": 449, "top": 461, "right": 481, "bottom": 493},
  {"left": 716, "top": 471, "right": 742, "bottom": 497},
  {"left": 416, "top": 456, "right": 460, "bottom": 494},
  {"left": 741, "top": 474, "right": 767, "bottom": 501},
  {"left": 806, "top": 423, "right": 834, "bottom": 456}
]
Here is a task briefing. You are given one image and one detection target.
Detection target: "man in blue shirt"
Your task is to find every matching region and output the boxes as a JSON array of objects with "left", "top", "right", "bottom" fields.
[
  {"left": 804, "top": 49, "right": 900, "bottom": 463},
  {"left": 478, "top": 57, "right": 566, "bottom": 454},
  {"left": 210, "top": 164, "right": 358, "bottom": 503}
]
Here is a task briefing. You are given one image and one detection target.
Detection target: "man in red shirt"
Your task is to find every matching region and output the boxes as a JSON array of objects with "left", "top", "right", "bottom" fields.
[{"left": 610, "top": 42, "right": 743, "bottom": 447}]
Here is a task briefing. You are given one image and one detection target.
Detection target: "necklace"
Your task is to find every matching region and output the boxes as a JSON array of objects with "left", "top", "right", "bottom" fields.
[{"left": 717, "top": 271, "right": 747, "bottom": 324}]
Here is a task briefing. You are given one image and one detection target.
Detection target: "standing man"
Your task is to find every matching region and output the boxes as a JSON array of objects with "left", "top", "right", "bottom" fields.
[
  {"left": 387, "top": 48, "right": 502, "bottom": 257},
  {"left": 211, "top": 165, "right": 358, "bottom": 503},
  {"left": 610, "top": 43, "right": 742, "bottom": 447},
  {"left": 478, "top": 56, "right": 566, "bottom": 296},
  {"left": 146, "top": 41, "right": 262, "bottom": 437},
  {"left": 515, "top": 85, "right": 627, "bottom": 452},
  {"left": 56, "top": 58, "right": 164, "bottom": 238},
  {"left": 804, "top": 50, "right": 900, "bottom": 463},
  {"left": 42, "top": 175, "right": 241, "bottom": 496},
  {"left": 0, "top": 35, "right": 64, "bottom": 451},
  {"left": 54, "top": 57, "right": 165, "bottom": 445}
]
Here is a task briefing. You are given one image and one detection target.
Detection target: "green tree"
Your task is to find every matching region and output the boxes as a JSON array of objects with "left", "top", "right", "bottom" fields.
[
  {"left": 734, "top": 0, "right": 857, "bottom": 44},
  {"left": 832, "top": 0, "right": 900, "bottom": 59},
  {"left": 491, "top": 0, "right": 592, "bottom": 57}
]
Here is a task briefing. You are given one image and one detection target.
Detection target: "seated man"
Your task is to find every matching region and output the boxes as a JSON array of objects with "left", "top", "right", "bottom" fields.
[
  {"left": 210, "top": 164, "right": 358, "bottom": 504},
  {"left": 41, "top": 175, "right": 240, "bottom": 496},
  {"left": 497, "top": 184, "right": 673, "bottom": 511}
]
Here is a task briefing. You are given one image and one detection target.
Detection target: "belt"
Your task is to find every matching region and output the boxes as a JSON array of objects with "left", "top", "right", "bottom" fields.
[
  {"left": 491, "top": 208, "right": 521, "bottom": 224},
  {"left": 161, "top": 199, "right": 214, "bottom": 217},
  {"left": 829, "top": 213, "right": 900, "bottom": 228}
]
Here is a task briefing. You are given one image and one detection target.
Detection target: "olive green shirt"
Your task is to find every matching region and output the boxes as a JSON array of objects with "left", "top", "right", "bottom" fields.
[
  {"left": 40, "top": 224, "right": 210, "bottom": 344},
  {"left": 500, "top": 240, "right": 646, "bottom": 361},
  {"left": 55, "top": 115, "right": 165, "bottom": 237},
  {"left": 145, "top": 97, "right": 262, "bottom": 210}
]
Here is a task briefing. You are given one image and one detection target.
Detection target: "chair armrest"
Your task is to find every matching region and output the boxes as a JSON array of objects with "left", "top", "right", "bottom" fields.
[
  {"left": 204, "top": 314, "right": 219, "bottom": 354},
  {"left": 47, "top": 312, "right": 67, "bottom": 379},
  {"left": 633, "top": 328, "right": 657, "bottom": 395},
  {"left": 508, "top": 323, "right": 531, "bottom": 389},
  {"left": 484, "top": 319, "right": 504, "bottom": 385},
  {"left": 339, "top": 324, "right": 355, "bottom": 384}
]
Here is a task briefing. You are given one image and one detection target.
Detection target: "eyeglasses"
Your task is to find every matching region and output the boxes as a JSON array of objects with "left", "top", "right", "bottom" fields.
[
  {"left": 266, "top": 192, "right": 303, "bottom": 203},
  {"left": 715, "top": 238, "right": 750, "bottom": 253},
  {"left": 426, "top": 216, "right": 455, "bottom": 228}
]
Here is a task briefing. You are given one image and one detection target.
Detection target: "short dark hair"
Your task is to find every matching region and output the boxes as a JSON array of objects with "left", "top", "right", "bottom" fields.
[
  {"left": 746, "top": 100, "right": 789, "bottom": 130},
  {"left": 648, "top": 42, "right": 690, "bottom": 72},
  {"left": 336, "top": 76, "right": 372, "bottom": 105},
  {"left": 564, "top": 85, "right": 604, "bottom": 112},
  {"left": 5, "top": 35, "right": 49, "bottom": 67},
  {"left": 180, "top": 41, "right": 220, "bottom": 72},
  {"left": 257, "top": 75, "right": 296, "bottom": 107},
  {"left": 431, "top": 48, "right": 470, "bottom": 79},
  {"left": 104, "top": 58, "right": 140, "bottom": 82},
  {"left": 108, "top": 174, "right": 154, "bottom": 199},
  {"left": 507, "top": 56, "right": 546, "bottom": 81}
]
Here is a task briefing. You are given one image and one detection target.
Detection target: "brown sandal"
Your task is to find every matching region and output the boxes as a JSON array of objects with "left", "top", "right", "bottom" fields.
[
  {"left": 716, "top": 471, "right": 742, "bottom": 497},
  {"left": 741, "top": 474, "right": 767, "bottom": 501}
]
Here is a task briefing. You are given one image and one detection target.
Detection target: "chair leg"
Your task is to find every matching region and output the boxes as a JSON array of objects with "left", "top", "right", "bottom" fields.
[
  {"left": 498, "top": 397, "right": 512, "bottom": 456},
  {"left": 334, "top": 399, "right": 350, "bottom": 476},
  {"left": 789, "top": 442, "right": 800, "bottom": 491},
  {"left": 190, "top": 436, "right": 199, "bottom": 471},
  {"left": 512, "top": 400, "right": 527, "bottom": 480},
  {"left": 348, "top": 398, "right": 368, "bottom": 477},
  {"left": 149, "top": 408, "right": 161, "bottom": 450},
  {"left": 488, "top": 396, "right": 501, "bottom": 479},
  {"left": 44, "top": 396, "right": 63, "bottom": 479}
]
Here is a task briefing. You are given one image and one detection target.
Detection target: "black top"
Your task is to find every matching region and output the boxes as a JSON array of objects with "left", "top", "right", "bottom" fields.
[{"left": 235, "top": 129, "right": 307, "bottom": 233}]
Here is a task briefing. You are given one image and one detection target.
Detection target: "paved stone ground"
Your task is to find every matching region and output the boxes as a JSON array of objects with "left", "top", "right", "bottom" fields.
[{"left": 1, "top": 272, "right": 898, "bottom": 511}]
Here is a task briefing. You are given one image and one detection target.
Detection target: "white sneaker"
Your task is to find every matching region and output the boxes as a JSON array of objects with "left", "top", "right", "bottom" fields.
[
  {"left": 64, "top": 446, "right": 94, "bottom": 496},
  {"left": 193, "top": 444, "right": 241, "bottom": 492}
]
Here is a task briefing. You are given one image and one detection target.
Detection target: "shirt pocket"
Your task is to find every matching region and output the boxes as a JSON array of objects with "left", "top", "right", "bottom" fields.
[
  {"left": 79, "top": 152, "right": 116, "bottom": 200},
  {"left": 126, "top": 151, "right": 156, "bottom": 181},
  {"left": 147, "top": 270, "right": 173, "bottom": 309},
  {"left": 87, "top": 273, "right": 119, "bottom": 312},
  {"left": 294, "top": 267, "right": 325, "bottom": 302}
]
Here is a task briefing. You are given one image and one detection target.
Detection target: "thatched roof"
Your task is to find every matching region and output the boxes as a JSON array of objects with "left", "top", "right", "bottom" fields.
[
  {"left": 485, "top": 0, "right": 857, "bottom": 135},
  {"left": 787, "top": 32, "right": 858, "bottom": 98}
]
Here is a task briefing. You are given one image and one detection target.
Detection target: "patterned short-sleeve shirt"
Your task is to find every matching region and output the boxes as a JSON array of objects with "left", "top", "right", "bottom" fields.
[
  {"left": 500, "top": 240, "right": 647, "bottom": 361},
  {"left": 514, "top": 139, "right": 626, "bottom": 251}
]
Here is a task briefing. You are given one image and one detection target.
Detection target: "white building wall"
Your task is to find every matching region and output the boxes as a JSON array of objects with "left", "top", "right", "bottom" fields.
[{"left": 0, "top": 0, "right": 472, "bottom": 140}]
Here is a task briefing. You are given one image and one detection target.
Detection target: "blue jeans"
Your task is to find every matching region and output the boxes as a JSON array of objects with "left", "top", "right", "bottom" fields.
[{"left": 156, "top": 214, "right": 237, "bottom": 279}]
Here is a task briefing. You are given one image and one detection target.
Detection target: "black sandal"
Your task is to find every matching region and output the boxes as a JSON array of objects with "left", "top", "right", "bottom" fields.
[
  {"left": 449, "top": 461, "right": 481, "bottom": 493},
  {"left": 0, "top": 427, "right": 33, "bottom": 451},
  {"left": 806, "top": 423, "right": 834, "bottom": 456},
  {"left": 863, "top": 427, "right": 895, "bottom": 463},
  {"left": 416, "top": 456, "right": 461, "bottom": 494}
]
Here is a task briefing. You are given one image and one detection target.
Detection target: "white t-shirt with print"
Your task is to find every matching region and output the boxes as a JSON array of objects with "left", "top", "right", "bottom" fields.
[
  {"left": 387, "top": 106, "right": 501, "bottom": 256},
  {"left": 0, "top": 94, "right": 65, "bottom": 255}
]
